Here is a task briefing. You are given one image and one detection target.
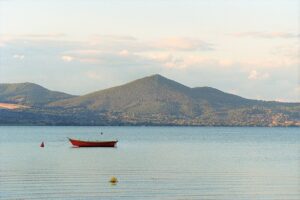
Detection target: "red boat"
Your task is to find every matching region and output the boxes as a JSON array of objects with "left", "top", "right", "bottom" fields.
[{"left": 68, "top": 138, "right": 118, "bottom": 147}]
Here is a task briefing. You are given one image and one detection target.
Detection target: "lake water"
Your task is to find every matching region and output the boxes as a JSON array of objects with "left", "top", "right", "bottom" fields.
[{"left": 0, "top": 126, "right": 299, "bottom": 200}]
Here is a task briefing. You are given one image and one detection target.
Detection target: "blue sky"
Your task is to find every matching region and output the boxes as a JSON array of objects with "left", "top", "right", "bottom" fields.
[{"left": 0, "top": 0, "right": 299, "bottom": 102}]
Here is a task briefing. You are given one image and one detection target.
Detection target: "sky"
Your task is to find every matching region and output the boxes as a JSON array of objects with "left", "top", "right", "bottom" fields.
[{"left": 0, "top": 0, "right": 299, "bottom": 102}]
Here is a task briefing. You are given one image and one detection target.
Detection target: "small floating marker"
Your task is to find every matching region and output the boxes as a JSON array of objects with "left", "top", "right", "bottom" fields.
[
  {"left": 40, "top": 142, "right": 44, "bottom": 148},
  {"left": 109, "top": 176, "right": 118, "bottom": 184}
]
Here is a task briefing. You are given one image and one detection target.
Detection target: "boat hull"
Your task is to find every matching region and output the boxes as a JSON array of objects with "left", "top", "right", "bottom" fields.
[{"left": 68, "top": 138, "right": 117, "bottom": 147}]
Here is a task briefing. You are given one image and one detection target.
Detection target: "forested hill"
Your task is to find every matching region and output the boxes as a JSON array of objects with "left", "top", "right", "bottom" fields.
[{"left": 0, "top": 75, "right": 299, "bottom": 126}]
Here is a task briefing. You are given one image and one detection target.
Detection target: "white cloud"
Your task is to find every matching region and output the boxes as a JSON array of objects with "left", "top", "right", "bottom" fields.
[
  {"left": 248, "top": 70, "right": 270, "bottom": 80},
  {"left": 13, "top": 54, "right": 25, "bottom": 60},
  {"left": 153, "top": 37, "right": 214, "bottom": 51},
  {"left": 61, "top": 55, "right": 74, "bottom": 62},
  {"left": 248, "top": 70, "right": 258, "bottom": 80},
  {"left": 119, "top": 49, "right": 129, "bottom": 56},
  {"left": 140, "top": 53, "right": 234, "bottom": 69}
]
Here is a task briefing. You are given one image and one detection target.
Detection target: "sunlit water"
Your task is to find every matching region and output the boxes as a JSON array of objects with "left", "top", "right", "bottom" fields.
[{"left": 0, "top": 126, "right": 299, "bottom": 200}]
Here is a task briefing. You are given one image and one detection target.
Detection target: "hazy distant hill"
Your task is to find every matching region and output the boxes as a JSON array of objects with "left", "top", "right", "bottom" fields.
[
  {"left": 0, "top": 75, "right": 299, "bottom": 126},
  {"left": 0, "top": 82, "right": 75, "bottom": 105},
  {"left": 50, "top": 74, "right": 200, "bottom": 115},
  {"left": 50, "top": 74, "right": 255, "bottom": 115}
]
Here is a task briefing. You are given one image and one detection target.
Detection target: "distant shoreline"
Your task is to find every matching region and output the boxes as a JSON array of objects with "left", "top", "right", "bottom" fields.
[{"left": 1, "top": 124, "right": 299, "bottom": 127}]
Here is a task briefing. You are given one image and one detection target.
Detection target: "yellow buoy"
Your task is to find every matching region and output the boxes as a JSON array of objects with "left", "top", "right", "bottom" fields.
[{"left": 110, "top": 176, "right": 118, "bottom": 184}]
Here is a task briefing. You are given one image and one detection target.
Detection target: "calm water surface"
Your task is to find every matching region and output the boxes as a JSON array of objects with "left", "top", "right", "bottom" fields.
[{"left": 0, "top": 126, "right": 299, "bottom": 200}]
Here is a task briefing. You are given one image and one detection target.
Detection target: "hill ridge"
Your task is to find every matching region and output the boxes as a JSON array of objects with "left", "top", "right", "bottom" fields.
[
  {"left": 0, "top": 82, "right": 75, "bottom": 105},
  {"left": 0, "top": 74, "right": 299, "bottom": 126}
]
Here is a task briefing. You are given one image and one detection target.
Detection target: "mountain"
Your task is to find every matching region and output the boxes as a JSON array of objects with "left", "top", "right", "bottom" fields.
[
  {"left": 50, "top": 74, "right": 200, "bottom": 115},
  {"left": 0, "top": 82, "right": 75, "bottom": 105},
  {"left": 50, "top": 74, "right": 255, "bottom": 114},
  {"left": 0, "top": 75, "right": 299, "bottom": 126}
]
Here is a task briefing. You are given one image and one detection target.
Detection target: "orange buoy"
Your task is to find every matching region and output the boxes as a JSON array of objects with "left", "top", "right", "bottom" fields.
[{"left": 40, "top": 142, "right": 44, "bottom": 148}]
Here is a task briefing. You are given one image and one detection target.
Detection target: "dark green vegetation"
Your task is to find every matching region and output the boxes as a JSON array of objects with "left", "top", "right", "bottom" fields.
[{"left": 1, "top": 75, "right": 299, "bottom": 126}]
